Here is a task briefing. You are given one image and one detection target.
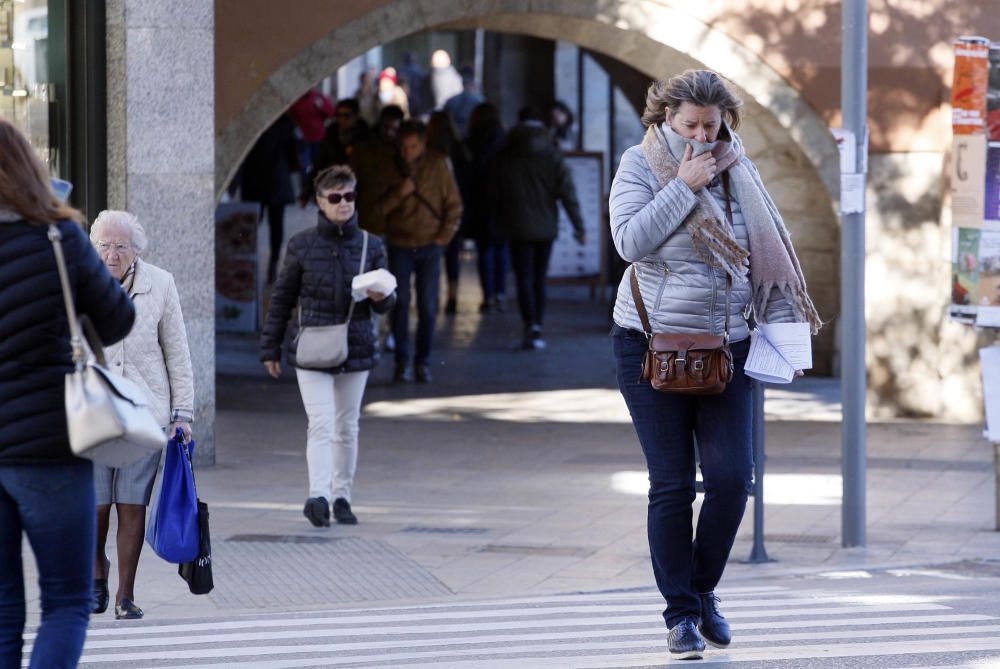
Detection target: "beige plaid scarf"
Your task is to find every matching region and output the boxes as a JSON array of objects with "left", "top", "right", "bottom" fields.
[{"left": 641, "top": 123, "right": 822, "bottom": 333}]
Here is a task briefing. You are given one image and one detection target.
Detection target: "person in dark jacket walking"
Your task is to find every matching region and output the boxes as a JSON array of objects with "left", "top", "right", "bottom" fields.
[
  {"left": 239, "top": 113, "right": 300, "bottom": 284},
  {"left": 463, "top": 103, "right": 508, "bottom": 312},
  {"left": 493, "top": 106, "right": 586, "bottom": 349},
  {"left": 0, "top": 119, "right": 136, "bottom": 669},
  {"left": 299, "top": 98, "right": 371, "bottom": 206},
  {"left": 260, "top": 165, "right": 396, "bottom": 528}
]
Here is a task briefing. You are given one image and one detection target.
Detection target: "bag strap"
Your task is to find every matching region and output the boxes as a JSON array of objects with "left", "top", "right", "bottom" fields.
[
  {"left": 47, "top": 224, "right": 94, "bottom": 369},
  {"left": 413, "top": 190, "right": 445, "bottom": 223},
  {"left": 629, "top": 173, "right": 736, "bottom": 341}
]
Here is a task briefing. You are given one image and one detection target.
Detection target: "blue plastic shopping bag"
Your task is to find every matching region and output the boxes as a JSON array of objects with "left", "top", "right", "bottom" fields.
[{"left": 146, "top": 430, "right": 199, "bottom": 563}]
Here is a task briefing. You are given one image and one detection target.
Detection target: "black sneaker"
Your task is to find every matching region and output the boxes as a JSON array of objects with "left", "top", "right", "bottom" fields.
[
  {"left": 698, "top": 592, "right": 732, "bottom": 648},
  {"left": 414, "top": 363, "right": 432, "bottom": 384},
  {"left": 303, "top": 496, "right": 330, "bottom": 527},
  {"left": 393, "top": 363, "right": 412, "bottom": 383},
  {"left": 332, "top": 497, "right": 358, "bottom": 525},
  {"left": 668, "top": 617, "right": 705, "bottom": 660}
]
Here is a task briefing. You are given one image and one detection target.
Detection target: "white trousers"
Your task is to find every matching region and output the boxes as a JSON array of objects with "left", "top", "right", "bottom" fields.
[{"left": 295, "top": 368, "right": 370, "bottom": 502}]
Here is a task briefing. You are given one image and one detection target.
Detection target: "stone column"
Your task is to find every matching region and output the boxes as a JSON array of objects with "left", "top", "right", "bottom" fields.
[{"left": 106, "top": 0, "right": 216, "bottom": 464}]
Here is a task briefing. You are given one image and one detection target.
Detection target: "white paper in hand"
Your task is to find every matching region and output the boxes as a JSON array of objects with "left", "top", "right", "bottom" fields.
[
  {"left": 744, "top": 331, "right": 796, "bottom": 383},
  {"left": 351, "top": 269, "right": 397, "bottom": 301}
]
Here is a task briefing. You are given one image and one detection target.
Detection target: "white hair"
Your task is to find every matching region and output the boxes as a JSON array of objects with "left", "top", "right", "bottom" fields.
[{"left": 90, "top": 210, "right": 148, "bottom": 255}]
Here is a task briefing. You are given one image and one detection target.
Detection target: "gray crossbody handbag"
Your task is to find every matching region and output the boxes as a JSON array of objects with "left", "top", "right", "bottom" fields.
[
  {"left": 294, "top": 230, "right": 368, "bottom": 369},
  {"left": 48, "top": 225, "right": 165, "bottom": 467}
]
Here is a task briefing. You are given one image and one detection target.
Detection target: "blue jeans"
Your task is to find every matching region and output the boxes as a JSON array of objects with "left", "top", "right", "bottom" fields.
[
  {"left": 388, "top": 244, "right": 442, "bottom": 366},
  {"left": 613, "top": 330, "right": 753, "bottom": 629},
  {"left": 475, "top": 240, "right": 508, "bottom": 301},
  {"left": 0, "top": 460, "right": 95, "bottom": 669}
]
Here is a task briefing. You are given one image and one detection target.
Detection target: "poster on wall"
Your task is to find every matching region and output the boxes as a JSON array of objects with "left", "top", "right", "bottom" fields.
[
  {"left": 988, "top": 43, "right": 1000, "bottom": 140},
  {"left": 952, "top": 226, "right": 981, "bottom": 323},
  {"left": 215, "top": 202, "right": 259, "bottom": 333},
  {"left": 987, "top": 142, "right": 1000, "bottom": 221},
  {"left": 952, "top": 36, "right": 991, "bottom": 135},
  {"left": 549, "top": 152, "right": 604, "bottom": 281},
  {"left": 952, "top": 134, "right": 988, "bottom": 226},
  {"left": 976, "top": 228, "right": 1000, "bottom": 326}
]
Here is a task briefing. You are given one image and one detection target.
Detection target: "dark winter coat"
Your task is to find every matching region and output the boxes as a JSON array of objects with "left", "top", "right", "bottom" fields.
[
  {"left": 239, "top": 114, "right": 299, "bottom": 206},
  {"left": 461, "top": 125, "right": 505, "bottom": 243},
  {"left": 301, "top": 120, "right": 371, "bottom": 202},
  {"left": 0, "top": 216, "right": 135, "bottom": 465},
  {"left": 260, "top": 213, "right": 395, "bottom": 374},
  {"left": 492, "top": 123, "right": 585, "bottom": 242}
]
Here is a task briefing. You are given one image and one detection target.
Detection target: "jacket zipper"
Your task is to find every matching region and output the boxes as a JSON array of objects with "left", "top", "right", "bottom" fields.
[
  {"left": 708, "top": 266, "right": 718, "bottom": 336},
  {"left": 654, "top": 265, "right": 670, "bottom": 311}
]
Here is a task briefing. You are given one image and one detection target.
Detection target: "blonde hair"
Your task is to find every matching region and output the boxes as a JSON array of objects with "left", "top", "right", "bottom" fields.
[
  {"left": 91, "top": 210, "right": 149, "bottom": 255},
  {"left": 641, "top": 69, "right": 743, "bottom": 130}
]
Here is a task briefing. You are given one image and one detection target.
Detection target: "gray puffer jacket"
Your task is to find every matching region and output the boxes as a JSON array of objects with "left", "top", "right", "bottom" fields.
[{"left": 610, "top": 144, "right": 794, "bottom": 342}]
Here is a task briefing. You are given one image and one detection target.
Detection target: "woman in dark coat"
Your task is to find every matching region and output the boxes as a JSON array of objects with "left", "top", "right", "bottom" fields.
[
  {"left": 0, "top": 119, "right": 135, "bottom": 668},
  {"left": 260, "top": 165, "right": 396, "bottom": 528}
]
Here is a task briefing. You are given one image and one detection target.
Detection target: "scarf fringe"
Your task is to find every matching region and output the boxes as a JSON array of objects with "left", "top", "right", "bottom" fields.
[{"left": 752, "top": 281, "right": 823, "bottom": 335}]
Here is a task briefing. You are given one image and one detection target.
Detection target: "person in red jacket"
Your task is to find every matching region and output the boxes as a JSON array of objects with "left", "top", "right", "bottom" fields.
[{"left": 289, "top": 88, "right": 336, "bottom": 176}]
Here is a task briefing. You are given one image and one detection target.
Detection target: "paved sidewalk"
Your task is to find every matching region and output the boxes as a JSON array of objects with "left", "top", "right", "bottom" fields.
[{"left": 19, "top": 207, "right": 1000, "bottom": 626}]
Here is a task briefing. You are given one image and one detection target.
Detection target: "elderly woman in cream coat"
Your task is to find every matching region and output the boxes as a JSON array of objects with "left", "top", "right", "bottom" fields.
[{"left": 89, "top": 210, "right": 194, "bottom": 621}]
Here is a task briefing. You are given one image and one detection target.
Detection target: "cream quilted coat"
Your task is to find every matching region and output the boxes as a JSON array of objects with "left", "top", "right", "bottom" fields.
[{"left": 103, "top": 259, "right": 194, "bottom": 427}]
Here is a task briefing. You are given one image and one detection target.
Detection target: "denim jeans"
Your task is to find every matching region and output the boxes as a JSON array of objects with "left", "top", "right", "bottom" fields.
[
  {"left": 475, "top": 240, "right": 508, "bottom": 301},
  {"left": 0, "top": 460, "right": 95, "bottom": 669},
  {"left": 509, "top": 240, "right": 554, "bottom": 329},
  {"left": 388, "top": 243, "right": 442, "bottom": 366},
  {"left": 613, "top": 330, "right": 753, "bottom": 629}
]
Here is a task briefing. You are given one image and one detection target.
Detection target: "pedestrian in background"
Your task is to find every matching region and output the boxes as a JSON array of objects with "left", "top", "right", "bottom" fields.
[
  {"left": 289, "top": 87, "right": 336, "bottom": 177},
  {"left": 239, "top": 113, "right": 299, "bottom": 284},
  {"left": 0, "top": 119, "right": 135, "bottom": 668},
  {"left": 429, "top": 49, "right": 463, "bottom": 110},
  {"left": 609, "top": 69, "right": 821, "bottom": 660},
  {"left": 261, "top": 165, "right": 395, "bottom": 528},
  {"left": 492, "top": 105, "right": 586, "bottom": 350},
  {"left": 443, "top": 66, "right": 485, "bottom": 137},
  {"left": 300, "top": 98, "right": 370, "bottom": 205},
  {"left": 462, "top": 102, "right": 508, "bottom": 313},
  {"left": 377, "top": 67, "right": 409, "bottom": 119},
  {"left": 351, "top": 105, "right": 405, "bottom": 237},
  {"left": 88, "top": 210, "right": 195, "bottom": 621},
  {"left": 355, "top": 70, "right": 379, "bottom": 127},
  {"left": 381, "top": 120, "right": 462, "bottom": 383},
  {"left": 426, "top": 110, "right": 470, "bottom": 315}
]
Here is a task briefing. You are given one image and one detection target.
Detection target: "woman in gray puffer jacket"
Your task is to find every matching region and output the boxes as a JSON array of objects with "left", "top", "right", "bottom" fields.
[
  {"left": 261, "top": 165, "right": 395, "bottom": 529},
  {"left": 609, "top": 70, "right": 821, "bottom": 661}
]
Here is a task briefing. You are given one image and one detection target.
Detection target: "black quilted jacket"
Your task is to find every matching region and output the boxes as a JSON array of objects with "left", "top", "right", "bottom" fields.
[
  {"left": 260, "top": 213, "right": 395, "bottom": 374},
  {"left": 0, "top": 217, "right": 135, "bottom": 464}
]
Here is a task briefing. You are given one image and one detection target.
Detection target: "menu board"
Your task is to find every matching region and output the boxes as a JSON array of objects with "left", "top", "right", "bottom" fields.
[
  {"left": 549, "top": 152, "right": 604, "bottom": 280},
  {"left": 215, "top": 202, "right": 259, "bottom": 333}
]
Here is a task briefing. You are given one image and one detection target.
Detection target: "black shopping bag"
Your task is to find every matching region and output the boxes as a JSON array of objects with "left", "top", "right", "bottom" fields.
[{"left": 178, "top": 499, "right": 213, "bottom": 595}]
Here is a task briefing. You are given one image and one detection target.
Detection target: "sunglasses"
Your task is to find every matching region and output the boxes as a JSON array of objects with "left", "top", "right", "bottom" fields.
[{"left": 324, "top": 191, "right": 357, "bottom": 204}]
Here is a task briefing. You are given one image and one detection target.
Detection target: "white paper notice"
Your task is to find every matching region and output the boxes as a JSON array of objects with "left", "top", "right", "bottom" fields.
[
  {"left": 840, "top": 173, "right": 865, "bottom": 214},
  {"left": 980, "top": 346, "right": 1000, "bottom": 441},
  {"left": 744, "top": 322, "right": 813, "bottom": 384},
  {"left": 976, "top": 306, "right": 1000, "bottom": 327},
  {"left": 351, "top": 269, "right": 398, "bottom": 301}
]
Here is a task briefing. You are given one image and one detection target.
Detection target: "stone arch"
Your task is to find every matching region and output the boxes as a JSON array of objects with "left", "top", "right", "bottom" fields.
[{"left": 217, "top": 0, "right": 841, "bottom": 370}]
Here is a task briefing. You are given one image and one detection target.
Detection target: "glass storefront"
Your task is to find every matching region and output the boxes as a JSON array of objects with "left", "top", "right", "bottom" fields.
[{"left": 1, "top": 0, "right": 55, "bottom": 172}]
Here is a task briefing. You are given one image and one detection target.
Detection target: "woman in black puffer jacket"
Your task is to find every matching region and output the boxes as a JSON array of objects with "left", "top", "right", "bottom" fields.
[
  {"left": 260, "top": 165, "right": 395, "bottom": 528},
  {"left": 0, "top": 119, "right": 135, "bottom": 668}
]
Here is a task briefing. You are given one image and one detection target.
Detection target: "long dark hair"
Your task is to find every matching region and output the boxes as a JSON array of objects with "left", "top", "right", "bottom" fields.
[{"left": 0, "top": 119, "right": 83, "bottom": 224}]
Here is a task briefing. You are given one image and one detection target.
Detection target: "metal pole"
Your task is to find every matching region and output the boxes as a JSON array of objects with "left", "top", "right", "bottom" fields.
[
  {"left": 747, "top": 380, "right": 772, "bottom": 563},
  {"left": 841, "top": 0, "right": 868, "bottom": 547}
]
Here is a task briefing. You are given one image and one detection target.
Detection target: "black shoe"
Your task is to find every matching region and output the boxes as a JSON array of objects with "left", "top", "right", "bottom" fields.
[
  {"left": 698, "top": 592, "right": 731, "bottom": 648},
  {"left": 444, "top": 298, "right": 457, "bottom": 315},
  {"left": 332, "top": 497, "right": 358, "bottom": 525},
  {"left": 668, "top": 618, "right": 705, "bottom": 660},
  {"left": 114, "top": 598, "right": 144, "bottom": 620},
  {"left": 393, "top": 363, "right": 412, "bottom": 383},
  {"left": 414, "top": 364, "right": 432, "bottom": 384},
  {"left": 92, "top": 578, "right": 109, "bottom": 614},
  {"left": 303, "top": 496, "right": 330, "bottom": 527}
]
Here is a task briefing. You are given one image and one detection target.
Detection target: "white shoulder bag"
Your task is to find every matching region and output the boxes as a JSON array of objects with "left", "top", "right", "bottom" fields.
[
  {"left": 49, "top": 225, "right": 166, "bottom": 467},
  {"left": 295, "top": 230, "right": 368, "bottom": 369}
]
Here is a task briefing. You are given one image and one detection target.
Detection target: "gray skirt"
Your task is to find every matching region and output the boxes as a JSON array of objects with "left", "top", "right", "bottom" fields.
[{"left": 94, "top": 449, "right": 163, "bottom": 506}]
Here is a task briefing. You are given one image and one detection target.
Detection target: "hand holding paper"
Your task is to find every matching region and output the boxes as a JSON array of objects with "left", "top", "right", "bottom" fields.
[{"left": 351, "top": 269, "right": 397, "bottom": 302}]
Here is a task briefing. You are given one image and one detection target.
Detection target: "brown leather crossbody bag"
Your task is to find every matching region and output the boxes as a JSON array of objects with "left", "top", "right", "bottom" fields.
[{"left": 630, "top": 172, "right": 736, "bottom": 395}]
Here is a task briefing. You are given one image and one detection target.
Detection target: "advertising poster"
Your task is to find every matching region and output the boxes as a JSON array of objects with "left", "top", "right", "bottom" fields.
[
  {"left": 987, "top": 142, "right": 1000, "bottom": 221},
  {"left": 952, "top": 134, "right": 988, "bottom": 225},
  {"left": 952, "top": 227, "right": 981, "bottom": 323},
  {"left": 215, "top": 202, "right": 259, "bottom": 333},
  {"left": 988, "top": 43, "right": 1000, "bottom": 141},
  {"left": 550, "top": 153, "right": 603, "bottom": 280},
  {"left": 952, "top": 37, "right": 991, "bottom": 134}
]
